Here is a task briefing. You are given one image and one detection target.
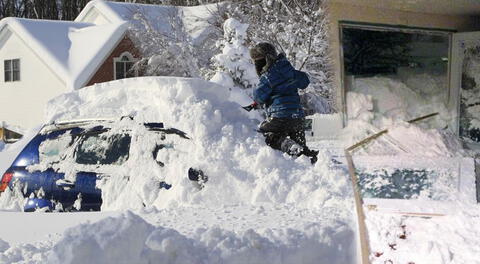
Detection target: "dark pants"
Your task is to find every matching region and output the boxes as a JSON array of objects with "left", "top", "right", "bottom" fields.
[{"left": 258, "top": 117, "right": 306, "bottom": 153}]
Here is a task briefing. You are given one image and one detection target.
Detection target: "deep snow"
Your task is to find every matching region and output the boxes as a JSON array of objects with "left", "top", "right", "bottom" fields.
[
  {"left": 0, "top": 77, "right": 355, "bottom": 264},
  {"left": 0, "top": 74, "right": 480, "bottom": 263}
]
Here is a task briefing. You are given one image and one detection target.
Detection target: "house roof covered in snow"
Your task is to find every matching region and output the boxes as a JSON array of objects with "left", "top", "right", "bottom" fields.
[
  {"left": 0, "top": 17, "right": 128, "bottom": 89},
  {"left": 75, "top": 0, "right": 219, "bottom": 46}
]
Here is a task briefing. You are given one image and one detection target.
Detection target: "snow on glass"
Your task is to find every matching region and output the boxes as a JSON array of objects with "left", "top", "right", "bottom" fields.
[
  {"left": 75, "top": 132, "right": 130, "bottom": 165},
  {"left": 357, "top": 168, "right": 457, "bottom": 200}
]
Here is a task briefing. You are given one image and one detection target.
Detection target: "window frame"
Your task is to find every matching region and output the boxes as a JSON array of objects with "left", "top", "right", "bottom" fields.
[
  {"left": 113, "top": 52, "right": 138, "bottom": 80},
  {"left": 4, "top": 58, "right": 20, "bottom": 82},
  {"left": 338, "top": 21, "right": 454, "bottom": 127}
]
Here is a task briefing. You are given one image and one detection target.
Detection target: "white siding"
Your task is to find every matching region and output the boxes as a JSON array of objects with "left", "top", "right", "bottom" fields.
[{"left": 0, "top": 28, "right": 66, "bottom": 129}]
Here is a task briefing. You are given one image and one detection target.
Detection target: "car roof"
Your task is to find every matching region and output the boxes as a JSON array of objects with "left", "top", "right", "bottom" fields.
[
  {"left": 40, "top": 118, "right": 168, "bottom": 136},
  {"left": 40, "top": 118, "right": 115, "bottom": 135}
]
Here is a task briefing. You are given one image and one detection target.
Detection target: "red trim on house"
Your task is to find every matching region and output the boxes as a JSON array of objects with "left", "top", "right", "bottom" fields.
[{"left": 86, "top": 35, "right": 142, "bottom": 86}]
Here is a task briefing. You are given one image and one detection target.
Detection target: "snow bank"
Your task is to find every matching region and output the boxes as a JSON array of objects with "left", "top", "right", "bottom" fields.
[
  {"left": 48, "top": 212, "right": 153, "bottom": 264},
  {"left": 44, "top": 77, "right": 351, "bottom": 212},
  {"left": 0, "top": 211, "right": 353, "bottom": 264}
]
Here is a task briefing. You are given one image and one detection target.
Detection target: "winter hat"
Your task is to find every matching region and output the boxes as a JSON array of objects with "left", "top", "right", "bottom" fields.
[
  {"left": 250, "top": 42, "right": 278, "bottom": 75},
  {"left": 250, "top": 42, "right": 277, "bottom": 61}
]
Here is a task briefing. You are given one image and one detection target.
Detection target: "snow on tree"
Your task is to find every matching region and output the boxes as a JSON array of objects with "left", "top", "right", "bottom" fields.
[
  {"left": 124, "top": 3, "right": 226, "bottom": 79},
  {"left": 210, "top": 17, "right": 257, "bottom": 93},
  {"left": 126, "top": 6, "right": 202, "bottom": 78}
]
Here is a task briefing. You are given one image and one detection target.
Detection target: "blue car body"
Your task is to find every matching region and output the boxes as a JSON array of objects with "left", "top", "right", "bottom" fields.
[
  {"left": 4, "top": 126, "right": 102, "bottom": 211},
  {"left": 1, "top": 120, "right": 182, "bottom": 212}
]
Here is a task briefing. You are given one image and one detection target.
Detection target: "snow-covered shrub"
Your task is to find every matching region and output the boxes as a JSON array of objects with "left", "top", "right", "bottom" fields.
[{"left": 211, "top": 18, "right": 257, "bottom": 91}]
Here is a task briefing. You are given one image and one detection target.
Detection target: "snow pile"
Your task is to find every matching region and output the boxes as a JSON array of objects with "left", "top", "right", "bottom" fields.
[
  {"left": 352, "top": 76, "right": 451, "bottom": 128},
  {"left": 0, "top": 211, "right": 353, "bottom": 264},
  {"left": 43, "top": 77, "right": 351, "bottom": 212},
  {"left": 0, "top": 76, "right": 355, "bottom": 263},
  {"left": 343, "top": 76, "right": 465, "bottom": 157}
]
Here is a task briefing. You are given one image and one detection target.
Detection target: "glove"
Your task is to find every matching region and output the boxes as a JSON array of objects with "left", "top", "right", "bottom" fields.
[{"left": 242, "top": 101, "right": 261, "bottom": 112}]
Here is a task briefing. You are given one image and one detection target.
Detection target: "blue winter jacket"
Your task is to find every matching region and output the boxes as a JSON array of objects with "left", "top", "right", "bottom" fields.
[{"left": 253, "top": 54, "right": 310, "bottom": 118}]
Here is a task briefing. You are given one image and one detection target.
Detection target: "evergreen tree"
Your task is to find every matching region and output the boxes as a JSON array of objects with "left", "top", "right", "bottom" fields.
[{"left": 211, "top": 17, "right": 257, "bottom": 91}]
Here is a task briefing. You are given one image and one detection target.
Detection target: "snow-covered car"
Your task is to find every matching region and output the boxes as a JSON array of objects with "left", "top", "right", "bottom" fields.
[{"left": 0, "top": 118, "right": 206, "bottom": 212}]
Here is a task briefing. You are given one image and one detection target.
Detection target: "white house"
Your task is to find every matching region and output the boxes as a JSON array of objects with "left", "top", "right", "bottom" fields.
[
  {"left": 0, "top": 18, "right": 136, "bottom": 129},
  {"left": 0, "top": 0, "right": 217, "bottom": 130}
]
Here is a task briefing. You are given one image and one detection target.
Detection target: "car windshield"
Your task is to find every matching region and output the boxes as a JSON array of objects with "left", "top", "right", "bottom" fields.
[{"left": 75, "top": 132, "right": 131, "bottom": 165}]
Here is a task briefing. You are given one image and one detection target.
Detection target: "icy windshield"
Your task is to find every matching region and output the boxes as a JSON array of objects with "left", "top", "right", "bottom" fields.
[
  {"left": 357, "top": 168, "right": 456, "bottom": 200},
  {"left": 39, "top": 134, "right": 74, "bottom": 165},
  {"left": 75, "top": 132, "right": 131, "bottom": 165}
]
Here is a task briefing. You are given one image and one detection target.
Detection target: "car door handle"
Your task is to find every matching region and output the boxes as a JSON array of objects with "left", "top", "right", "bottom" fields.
[{"left": 55, "top": 179, "right": 75, "bottom": 190}]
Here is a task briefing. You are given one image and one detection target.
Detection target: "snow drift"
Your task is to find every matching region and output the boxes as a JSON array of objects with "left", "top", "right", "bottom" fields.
[
  {"left": 0, "top": 210, "right": 354, "bottom": 264},
  {"left": 42, "top": 77, "right": 351, "bottom": 212},
  {"left": 0, "top": 76, "right": 355, "bottom": 264}
]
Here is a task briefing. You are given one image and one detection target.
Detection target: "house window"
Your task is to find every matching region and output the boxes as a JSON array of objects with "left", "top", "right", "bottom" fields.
[
  {"left": 114, "top": 52, "right": 137, "bottom": 80},
  {"left": 4, "top": 59, "right": 20, "bottom": 82}
]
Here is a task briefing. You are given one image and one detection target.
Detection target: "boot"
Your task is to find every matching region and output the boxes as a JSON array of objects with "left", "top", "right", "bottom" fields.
[
  {"left": 301, "top": 148, "right": 319, "bottom": 164},
  {"left": 280, "top": 137, "right": 304, "bottom": 156}
]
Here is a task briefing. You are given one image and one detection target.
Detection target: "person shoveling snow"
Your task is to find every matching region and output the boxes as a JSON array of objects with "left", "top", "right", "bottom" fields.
[{"left": 244, "top": 42, "right": 319, "bottom": 164}]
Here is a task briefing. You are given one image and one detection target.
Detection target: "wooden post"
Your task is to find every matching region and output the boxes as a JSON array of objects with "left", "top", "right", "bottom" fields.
[{"left": 345, "top": 150, "right": 371, "bottom": 264}]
